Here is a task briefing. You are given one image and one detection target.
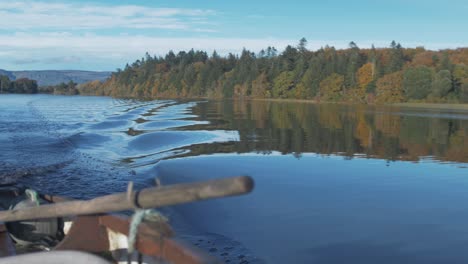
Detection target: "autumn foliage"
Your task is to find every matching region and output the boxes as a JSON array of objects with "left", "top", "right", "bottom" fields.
[{"left": 77, "top": 40, "right": 468, "bottom": 104}]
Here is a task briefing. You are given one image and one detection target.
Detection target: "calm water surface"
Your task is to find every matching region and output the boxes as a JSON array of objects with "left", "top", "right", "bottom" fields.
[{"left": 1, "top": 94, "right": 468, "bottom": 264}]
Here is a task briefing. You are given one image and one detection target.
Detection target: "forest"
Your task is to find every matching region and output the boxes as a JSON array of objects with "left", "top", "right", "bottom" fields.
[
  {"left": 0, "top": 76, "right": 79, "bottom": 95},
  {"left": 79, "top": 40, "right": 468, "bottom": 104},
  {"left": 40, "top": 81, "right": 79, "bottom": 95},
  {"left": 0, "top": 76, "right": 38, "bottom": 94}
]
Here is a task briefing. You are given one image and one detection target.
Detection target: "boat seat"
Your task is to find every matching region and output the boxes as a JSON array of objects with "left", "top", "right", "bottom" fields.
[{"left": 0, "top": 250, "right": 111, "bottom": 264}]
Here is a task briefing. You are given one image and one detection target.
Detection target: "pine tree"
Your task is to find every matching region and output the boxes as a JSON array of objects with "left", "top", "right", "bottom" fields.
[
  {"left": 297, "top": 37, "right": 308, "bottom": 53},
  {"left": 387, "top": 41, "right": 405, "bottom": 73},
  {"left": 345, "top": 41, "right": 359, "bottom": 88}
]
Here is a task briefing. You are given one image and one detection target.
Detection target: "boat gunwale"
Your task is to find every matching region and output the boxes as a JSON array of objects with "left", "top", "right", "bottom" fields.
[{"left": 0, "top": 193, "right": 220, "bottom": 264}]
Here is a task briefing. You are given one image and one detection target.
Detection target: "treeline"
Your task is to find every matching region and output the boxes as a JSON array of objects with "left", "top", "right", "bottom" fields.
[
  {"left": 79, "top": 39, "right": 467, "bottom": 103},
  {"left": 0, "top": 75, "right": 38, "bottom": 94},
  {"left": 40, "top": 81, "right": 79, "bottom": 95},
  {"left": 0, "top": 75, "right": 81, "bottom": 95}
]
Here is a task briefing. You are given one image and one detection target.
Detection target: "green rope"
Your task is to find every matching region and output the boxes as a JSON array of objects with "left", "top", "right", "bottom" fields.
[
  {"left": 127, "top": 209, "right": 168, "bottom": 254},
  {"left": 25, "top": 189, "right": 40, "bottom": 206}
]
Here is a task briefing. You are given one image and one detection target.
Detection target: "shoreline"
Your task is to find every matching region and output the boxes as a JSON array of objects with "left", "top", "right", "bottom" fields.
[
  {"left": 391, "top": 102, "right": 468, "bottom": 111},
  {"left": 248, "top": 98, "right": 468, "bottom": 111},
  {"left": 6, "top": 92, "right": 468, "bottom": 111},
  {"left": 239, "top": 97, "right": 468, "bottom": 111}
]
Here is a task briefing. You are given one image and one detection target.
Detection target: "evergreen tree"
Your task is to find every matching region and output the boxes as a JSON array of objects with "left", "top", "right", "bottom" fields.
[
  {"left": 345, "top": 41, "right": 360, "bottom": 88},
  {"left": 403, "top": 66, "right": 433, "bottom": 100},
  {"left": 431, "top": 70, "right": 453, "bottom": 98},
  {"left": 387, "top": 41, "right": 405, "bottom": 73},
  {"left": 0, "top": 75, "right": 11, "bottom": 93},
  {"left": 438, "top": 51, "right": 452, "bottom": 71},
  {"left": 298, "top": 37, "right": 308, "bottom": 53},
  {"left": 281, "top": 45, "right": 299, "bottom": 71}
]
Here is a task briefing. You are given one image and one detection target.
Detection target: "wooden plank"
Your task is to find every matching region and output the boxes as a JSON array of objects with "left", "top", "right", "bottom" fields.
[
  {"left": 99, "top": 214, "right": 173, "bottom": 238},
  {"left": 0, "top": 176, "right": 253, "bottom": 222},
  {"left": 0, "top": 224, "right": 15, "bottom": 257},
  {"left": 99, "top": 215, "right": 221, "bottom": 264},
  {"left": 55, "top": 216, "right": 109, "bottom": 252}
]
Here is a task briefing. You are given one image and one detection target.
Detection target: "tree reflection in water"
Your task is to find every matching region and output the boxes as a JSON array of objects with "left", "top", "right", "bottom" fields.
[{"left": 180, "top": 100, "right": 468, "bottom": 164}]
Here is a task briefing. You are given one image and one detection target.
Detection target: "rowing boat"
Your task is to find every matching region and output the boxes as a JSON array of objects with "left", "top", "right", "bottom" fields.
[{"left": 0, "top": 176, "right": 253, "bottom": 263}]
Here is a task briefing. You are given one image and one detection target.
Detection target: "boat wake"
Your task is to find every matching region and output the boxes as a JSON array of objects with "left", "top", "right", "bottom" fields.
[{"left": 0, "top": 95, "right": 260, "bottom": 262}]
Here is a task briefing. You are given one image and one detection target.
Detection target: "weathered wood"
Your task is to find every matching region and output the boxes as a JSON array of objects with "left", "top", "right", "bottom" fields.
[
  {"left": 0, "top": 176, "right": 254, "bottom": 222},
  {"left": 99, "top": 214, "right": 221, "bottom": 264},
  {"left": 99, "top": 214, "right": 173, "bottom": 238},
  {"left": 55, "top": 216, "right": 110, "bottom": 252},
  {"left": 0, "top": 224, "right": 15, "bottom": 257}
]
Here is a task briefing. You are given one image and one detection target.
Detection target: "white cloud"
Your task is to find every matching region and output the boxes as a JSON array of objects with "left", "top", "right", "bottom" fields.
[
  {"left": 0, "top": 32, "right": 463, "bottom": 70},
  {"left": 0, "top": 1, "right": 215, "bottom": 31},
  {"left": 0, "top": 33, "right": 294, "bottom": 56},
  {"left": 0, "top": 33, "right": 296, "bottom": 70}
]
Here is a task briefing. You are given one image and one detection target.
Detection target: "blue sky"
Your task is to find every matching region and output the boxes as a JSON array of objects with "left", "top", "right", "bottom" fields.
[{"left": 0, "top": 0, "right": 467, "bottom": 71}]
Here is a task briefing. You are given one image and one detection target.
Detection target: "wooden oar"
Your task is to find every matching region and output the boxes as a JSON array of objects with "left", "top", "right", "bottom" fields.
[{"left": 0, "top": 176, "right": 254, "bottom": 222}]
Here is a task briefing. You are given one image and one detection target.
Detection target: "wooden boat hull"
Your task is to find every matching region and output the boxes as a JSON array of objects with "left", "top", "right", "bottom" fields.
[
  {"left": 0, "top": 186, "right": 221, "bottom": 264},
  {"left": 56, "top": 214, "right": 219, "bottom": 263}
]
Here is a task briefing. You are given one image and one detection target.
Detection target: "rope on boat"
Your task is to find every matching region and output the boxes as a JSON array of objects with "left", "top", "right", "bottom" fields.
[
  {"left": 128, "top": 209, "right": 168, "bottom": 253},
  {"left": 25, "top": 189, "right": 40, "bottom": 206},
  {"left": 126, "top": 181, "right": 168, "bottom": 264}
]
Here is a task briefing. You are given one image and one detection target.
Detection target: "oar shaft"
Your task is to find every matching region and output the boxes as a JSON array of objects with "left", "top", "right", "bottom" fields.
[{"left": 0, "top": 176, "right": 254, "bottom": 222}]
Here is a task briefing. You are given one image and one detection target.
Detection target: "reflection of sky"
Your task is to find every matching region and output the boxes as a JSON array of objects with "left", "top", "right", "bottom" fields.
[{"left": 155, "top": 153, "right": 468, "bottom": 264}]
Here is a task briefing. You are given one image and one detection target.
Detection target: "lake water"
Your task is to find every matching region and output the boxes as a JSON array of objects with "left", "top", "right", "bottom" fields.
[{"left": 1, "top": 94, "right": 468, "bottom": 264}]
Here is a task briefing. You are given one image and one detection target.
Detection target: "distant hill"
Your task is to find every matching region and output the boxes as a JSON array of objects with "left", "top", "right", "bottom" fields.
[
  {"left": 0, "top": 69, "right": 15, "bottom": 80},
  {"left": 0, "top": 69, "right": 111, "bottom": 86}
]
